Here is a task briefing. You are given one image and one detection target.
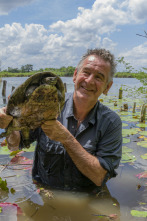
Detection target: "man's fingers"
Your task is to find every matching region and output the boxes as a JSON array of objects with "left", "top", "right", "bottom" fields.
[
  {"left": 0, "top": 107, "right": 13, "bottom": 129},
  {"left": 43, "top": 120, "right": 56, "bottom": 126}
]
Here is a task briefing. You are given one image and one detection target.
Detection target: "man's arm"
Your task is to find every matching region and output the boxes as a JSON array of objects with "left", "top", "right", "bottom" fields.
[
  {"left": 41, "top": 120, "right": 107, "bottom": 186},
  {"left": 6, "top": 131, "right": 20, "bottom": 151}
]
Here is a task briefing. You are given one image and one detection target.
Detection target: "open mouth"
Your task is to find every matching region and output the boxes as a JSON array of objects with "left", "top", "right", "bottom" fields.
[{"left": 81, "top": 86, "right": 94, "bottom": 92}]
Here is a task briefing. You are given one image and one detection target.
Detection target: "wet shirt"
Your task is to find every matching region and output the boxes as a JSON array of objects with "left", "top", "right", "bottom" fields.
[{"left": 20, "top": 93, "right": 122, "bottom": 192}]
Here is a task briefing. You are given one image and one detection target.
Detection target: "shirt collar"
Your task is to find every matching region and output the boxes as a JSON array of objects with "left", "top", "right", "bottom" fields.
[
  {"left": 65, "top": 93, "right": 99, "bottom": 125},
  {"left": 65, "top": 93, "right": 75, "bottom": 118}
]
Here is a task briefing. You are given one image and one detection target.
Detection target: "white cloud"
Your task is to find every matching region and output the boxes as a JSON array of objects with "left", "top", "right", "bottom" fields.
[
  {"left": 119, "top": 42, "right": 147, "bottom": 70},
  {"left": 0, "top": 0, "right": 147, "bottom": 70},
  {"left": 50, "top": 0, "right": 129, "bottom": 36},
  {"left": 129, "top": 0, "right": 147, "bottom": 22},
  {"left": 0, "top": 0, "right": 35, "bottom": 15}
]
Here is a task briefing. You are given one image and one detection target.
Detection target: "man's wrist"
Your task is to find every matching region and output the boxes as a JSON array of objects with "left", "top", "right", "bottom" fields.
[{"left": 6, "top": 131, "right": 20, "bottom": 151}]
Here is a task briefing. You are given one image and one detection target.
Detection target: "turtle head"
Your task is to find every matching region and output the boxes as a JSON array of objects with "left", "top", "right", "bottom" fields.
[{"left": 42, "top": 77, "right": 57, "bottom": 85}]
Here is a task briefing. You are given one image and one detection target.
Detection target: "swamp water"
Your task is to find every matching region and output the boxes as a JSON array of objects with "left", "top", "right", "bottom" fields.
[{"left": 0, "top": 77, "right": 147, "bottom": 221}]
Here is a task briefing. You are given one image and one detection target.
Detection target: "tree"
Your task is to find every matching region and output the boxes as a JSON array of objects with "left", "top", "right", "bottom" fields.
[
  {"left": 136, "top": 30, "right": 147, "bottom": 38},
  {"left": 116, "top": 57, "right": 134, "bottom": 73},
  {"left": 21, "top": 64, "right": 33, "bottom": 72},
  {"left": 8, "top": 67, "right": 20, "bottom": 73}
]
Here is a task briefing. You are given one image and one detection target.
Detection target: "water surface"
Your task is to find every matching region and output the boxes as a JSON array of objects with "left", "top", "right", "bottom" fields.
[{"left": 0, "top": 77, "right": 147, "bottom": 221}]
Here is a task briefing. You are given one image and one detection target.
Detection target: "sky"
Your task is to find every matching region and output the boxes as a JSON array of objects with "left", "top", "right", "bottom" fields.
[{"left": 0, "top": 0, "right": 147, "bottom": 72}]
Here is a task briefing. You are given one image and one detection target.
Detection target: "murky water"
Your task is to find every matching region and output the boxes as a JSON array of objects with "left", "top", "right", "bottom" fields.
[{"left": 0, "top": 77, "right": 147, "bottom": 221}]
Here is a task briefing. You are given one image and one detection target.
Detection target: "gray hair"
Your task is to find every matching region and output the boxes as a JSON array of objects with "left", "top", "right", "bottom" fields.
[{"left": 77, "top": 48, "right": 117, "bottom": 82}]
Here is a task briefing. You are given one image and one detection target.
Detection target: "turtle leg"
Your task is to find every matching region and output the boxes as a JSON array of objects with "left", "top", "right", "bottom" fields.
[{"left": 21, "top": 127, "right": 31, "bottom": 149}]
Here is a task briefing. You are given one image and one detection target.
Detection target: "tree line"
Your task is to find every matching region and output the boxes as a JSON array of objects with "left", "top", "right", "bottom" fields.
[
  {"left": 1, "top": 65, "right": 76, "bottom": 76},
  {"left": 3, "top": 64, "right": 33, "bottom": 73}
]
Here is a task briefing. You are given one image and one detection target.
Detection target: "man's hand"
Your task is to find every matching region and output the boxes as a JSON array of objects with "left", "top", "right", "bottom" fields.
[
  {"left": 41, "top": 120, "right": 68, "bottom": 143},
  {"left": 42, "top": 120, "right": 107, "bottom": 186},
  {"left": 7, "top": 131, "right": 20, "bottom": 151},
  {"left": 0, "top": 107, "right": 13, "bottom": 129}
]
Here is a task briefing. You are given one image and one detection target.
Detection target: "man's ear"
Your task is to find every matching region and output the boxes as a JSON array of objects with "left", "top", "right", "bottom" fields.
[
  {"left": 103, "top": 81, "right": 113, "bottom": 95},
  {"left": 73, "top": 69, "right": 77, "bottom": 83}
]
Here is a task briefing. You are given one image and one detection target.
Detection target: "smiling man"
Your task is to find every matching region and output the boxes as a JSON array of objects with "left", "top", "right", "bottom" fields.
[{"left": 0, "top": 48, "right": 122, "bottom": 193}]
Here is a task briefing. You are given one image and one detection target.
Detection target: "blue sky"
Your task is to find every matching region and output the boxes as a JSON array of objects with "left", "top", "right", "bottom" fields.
[{"left": 0, "top": 0, "right": 147, "bottom": 72}]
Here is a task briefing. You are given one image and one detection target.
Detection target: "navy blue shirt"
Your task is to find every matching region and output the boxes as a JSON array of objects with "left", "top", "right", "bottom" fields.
[{"left": 20, "top": 93, "right": 122, "bottom": 192}]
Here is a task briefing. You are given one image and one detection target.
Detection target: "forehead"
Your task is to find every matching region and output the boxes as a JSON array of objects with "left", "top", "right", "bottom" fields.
[{"left": 83, "top": 55, "right": 111, "bottom": 72}]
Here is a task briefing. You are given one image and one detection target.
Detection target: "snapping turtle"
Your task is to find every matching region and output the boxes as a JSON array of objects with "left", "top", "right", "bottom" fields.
[{"left": 0, "top": 72, "right": 65, "bottom": 148}]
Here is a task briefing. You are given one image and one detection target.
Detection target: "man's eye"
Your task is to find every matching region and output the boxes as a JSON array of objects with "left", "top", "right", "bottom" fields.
[
  {"left": 84, "top": 71, "right": 90, "bottom": 75},
  {"left": 96, "top": 76, "right": 103, "bottom": 81}
]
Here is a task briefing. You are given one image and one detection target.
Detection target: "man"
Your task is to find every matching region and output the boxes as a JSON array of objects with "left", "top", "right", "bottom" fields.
[{"left": 0, "top": 48, "right": 122, "bottom": 193}]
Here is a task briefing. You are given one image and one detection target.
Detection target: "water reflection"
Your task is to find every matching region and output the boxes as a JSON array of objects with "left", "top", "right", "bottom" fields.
[
  {"left": 0, "top": 151, "right": 120, "bottom": 220},
  {"left": 19, "top": 185, "right": 120, "bottom": 221},
  {"left": 2, "top": 97, "right": 7, "bottom": 105}
]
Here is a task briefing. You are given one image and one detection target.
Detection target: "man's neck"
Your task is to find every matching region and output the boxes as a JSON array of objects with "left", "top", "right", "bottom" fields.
[{"left": 73, "top": 93, "right": 95, "bottom": 122}]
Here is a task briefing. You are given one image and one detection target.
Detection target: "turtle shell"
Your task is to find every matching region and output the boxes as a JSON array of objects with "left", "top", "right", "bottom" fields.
[{"left": 0, "top": 72, "right": 65, "bottom": 148}]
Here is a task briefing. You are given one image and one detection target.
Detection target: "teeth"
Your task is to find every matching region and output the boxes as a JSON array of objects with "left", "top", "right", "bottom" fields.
[
  {"left": 81, "top": 86, "right": 93, "bottom": 91},
  {"left": 84, "top": 87, "right": 91, "bottom": 91}
]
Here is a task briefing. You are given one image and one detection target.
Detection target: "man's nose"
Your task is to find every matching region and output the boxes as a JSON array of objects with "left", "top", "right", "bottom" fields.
[{"left": 85, "top": 74, "right": 95, "bottom": 84}]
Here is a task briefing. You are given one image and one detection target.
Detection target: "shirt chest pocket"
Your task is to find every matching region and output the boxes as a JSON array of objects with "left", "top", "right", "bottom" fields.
[{"left": 39, "top": 138, "right": 65, "bottom": 172}]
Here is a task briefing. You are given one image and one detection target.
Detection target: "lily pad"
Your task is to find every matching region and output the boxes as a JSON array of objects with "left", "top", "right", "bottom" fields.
[
  {"left": 122, "top": 123, "right": 128, "bottom": 127},
  {"left": 122, "top": 128, "right": 140, "bottom": 137},
  {"left": 0, "top": 203, "right": 23, "bottom": 216},
  {"left": 139, "top": 131, "right": 147, "bottom": 136},
  {"left": 123, "top": 138, "right": 130, "bottom": 144},
  {"left": 120, "top": 116, "right": 139, "bottom": 122},
  {"left": 122, "top": 146, "right": 133, "bottom": 153},
  {"left": 136, "top": 171, "right": 147, "bottom": 179},
  {"left": 0, "top": 145, "right": 11, "bottom": 155},
  {"left": 9, "top": 155, "right": 33, "bottom": 170},
  {"left": 131, "top": 210, "right": 147, "bottom": 217},
  {"left": 137, "top": 141, "right": 147, "bottom": 148},
  {"left": 121, "top": 146, "right": 136, "bottom": 163},
  {"left": 136, "top": 123, "right": 147, "bottom": 128},
  {"left": 0, "top": 143, "right": 35, "bottom": 155},
  {"left": 141, "top": 154, "right": 147, "bottom": 159}
]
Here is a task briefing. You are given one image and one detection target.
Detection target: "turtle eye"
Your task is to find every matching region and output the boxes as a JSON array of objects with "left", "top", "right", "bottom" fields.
[{"left": 42, "top": 77, "right": 57, "bottom": 85}]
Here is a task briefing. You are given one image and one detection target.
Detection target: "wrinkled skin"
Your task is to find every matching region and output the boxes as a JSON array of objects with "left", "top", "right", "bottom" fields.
[{"left": 0, "top": 72, "right": 65, "bottom": 148}]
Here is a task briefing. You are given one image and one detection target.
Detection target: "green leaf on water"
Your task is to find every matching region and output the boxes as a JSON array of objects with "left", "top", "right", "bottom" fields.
[
  {"left": 0, "top": 143, "right": 35, "bottom": 155},
  {"left": 0, "top": 177, "right": 9, "bottom": 192},
  {"left": 131, "top": 210, "right": 147, "bottom": 217},
  {"left": 0, "top": 145, "right": 11, "bottom": 155},
  {"left": 10, "top": 150, "right": 21, "bottom": 156},
  {"left": 122, "top": 128, "right": 140, "bottom": 137},
  {"left": 123, "top": 138, "right": 130, "bottom": 144},
  {"left": 137, "top": 141, "right": 147, "bottom": 148},
  {"left": 121, "top": 146, "right": 136, "bottom": 163},
  {"left": 120, "top": 116, "right": 139, "bottom": 122},
  {"left": 122, "top": 123, "right": 128, "bottom": 127},
  {"left": 141, "top": 154, "right": 147, "bottom": 159},
  {"left": 139, "top": 131, "right": 147, "bottom": 136},
  {"left": 122, "top": 146, "right": 133, "bottom": 153},
  {"left": 0, "top": 207, "right": 2, "bottom": 213},
  {"left": 10, "top": 188, "right": 16, "bottom": 194},
  {"left": 23, "top": 143, "right": 35, "bottom": 152},
  {"left": 136, "top": 123, "right": 147, "bottom": 128}
]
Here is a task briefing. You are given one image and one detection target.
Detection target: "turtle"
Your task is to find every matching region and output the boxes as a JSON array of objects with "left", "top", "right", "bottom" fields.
[{"left": 0, "top": 72, "right": 65, "bottom": 148}]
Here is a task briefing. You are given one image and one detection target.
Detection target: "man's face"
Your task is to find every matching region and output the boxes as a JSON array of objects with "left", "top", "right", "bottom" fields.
[{"left": 73, "top": 55, "right": 113, "bottom": 105}]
